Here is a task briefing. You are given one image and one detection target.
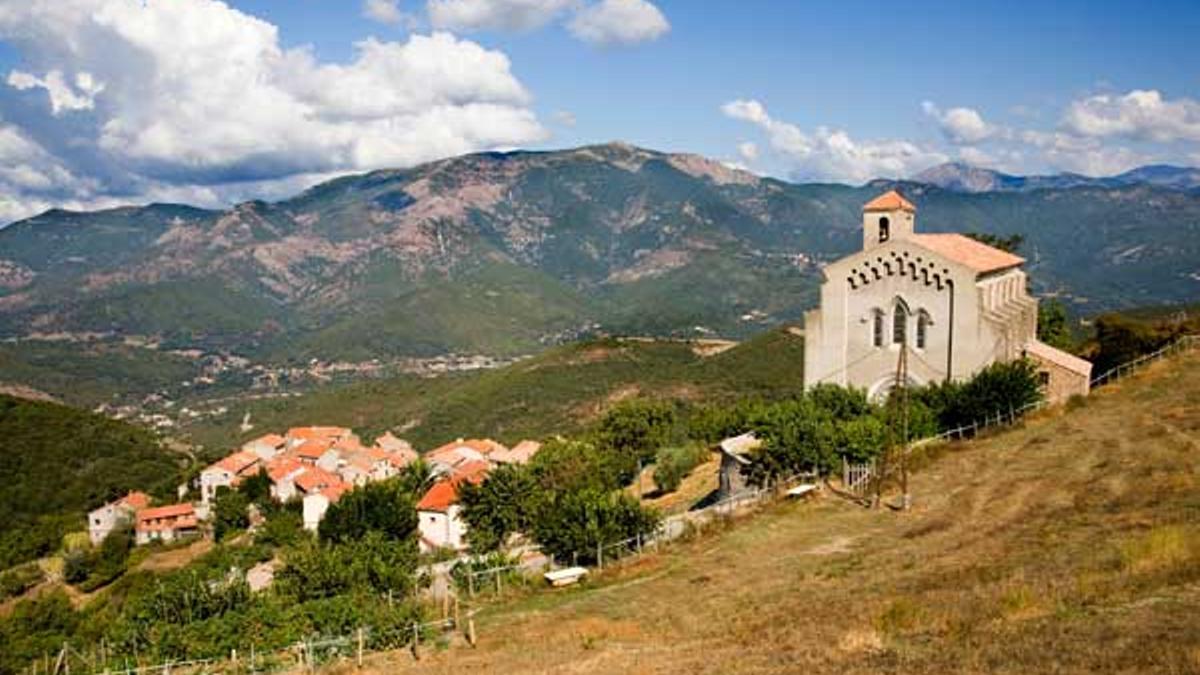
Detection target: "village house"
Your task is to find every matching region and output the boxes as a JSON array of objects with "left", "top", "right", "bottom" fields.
[
  {"left": 303, "top": 484, "right": 350, "bottom": 531},
  {"left": 134, "top": 503, "right": 199, "bottom": 545},
  {"left": 199, "top": 450, "right": 262, "bottom": 504},
  {"left": 416, "top": 460, "right": 491, "bottom": 552},
  {"left": 803, "top": 190, "right": 1091, "bottom": 402},
  {"left": 242, "top": 433, "right": 287, "bottom": 460},
  {"left": 87, "top": 491, "right": 150, "bottom": 545},
  {"left": 489, "top": 439, "right": 543, "bottom": 465}
]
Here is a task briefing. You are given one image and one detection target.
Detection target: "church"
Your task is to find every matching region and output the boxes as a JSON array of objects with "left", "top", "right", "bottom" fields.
[{"left": 803, "top": 190, "right": 1092, "bottom": 402}]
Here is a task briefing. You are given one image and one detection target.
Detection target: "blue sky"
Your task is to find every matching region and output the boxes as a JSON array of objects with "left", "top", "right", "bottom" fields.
[{"left": 0, "top": 0, "right": 1196, "bottom": 222}]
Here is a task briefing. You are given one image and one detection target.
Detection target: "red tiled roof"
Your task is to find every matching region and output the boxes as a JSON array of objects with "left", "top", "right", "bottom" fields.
[
  {"left": 862, "top": 189, "right": 916, "bottom": 213},
  {"left": 214, "top": 450, "right": 260, "bottom": 475},
  {"left": 247, "top": 433, "right": 286, "bottom": 448},
  {"left": 491, "top": 440, "right": 541, "bottom": 465},
  {"left": 119, "top": 491, "right": 152, "bottom": 510},
  {"left": 416, "top": 461, "right": 491, "bottom": 512},
  {"left": 910, "top": 233, "right": 1025, "bottom": 274},
  {"left": 267, "top": 457, "right": 305, "bottom": 483},
  {"left": 287, "top": 426, "right": 351, "bottom": 442},
  {"left": 416, "top": 480, "right": 459, "bottom": 513},
  {"left": 319, "top": 484, "right": 350, "bottom": 502},
  {"left": 293, "top": 467, "right": 343, "bottom": 493},
  {"left": 293, "top": 439, "right": 333, "bottom": 460},
  {"left": 136, "top": 503, "right": 195, "bottom": 522}
]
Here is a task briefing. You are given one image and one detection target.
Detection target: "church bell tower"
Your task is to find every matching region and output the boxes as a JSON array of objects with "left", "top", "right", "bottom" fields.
[{"left": 862, "top": 189, "right": 916, "bottom": 251}]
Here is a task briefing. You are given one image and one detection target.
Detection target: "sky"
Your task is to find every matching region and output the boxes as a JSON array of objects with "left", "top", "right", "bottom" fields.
[{"left": 0, "top": 0, "right": 1197, "bottom": 224}]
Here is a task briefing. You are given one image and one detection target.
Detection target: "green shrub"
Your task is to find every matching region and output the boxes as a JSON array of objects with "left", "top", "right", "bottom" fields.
[
  {"left": 213, "top": 488, "right": 250, "bottom": 543},
  {"left": 652, "top": 445, "right": 710, "bottom": 494},
  {"left": 530, "top": 489, "right": 659, "bottom": 564},
  {"left": 458, "top": 463, "right": 538, "bottom": 553},
  {"left": 317, "top": 474, "right": 420, "bottom": 545},
  {"left": 0, "top": 563, "right": 44, "bottom": 601}
]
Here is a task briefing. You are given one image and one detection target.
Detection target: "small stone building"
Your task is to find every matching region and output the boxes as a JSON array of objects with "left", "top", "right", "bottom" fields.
[{"left": 715, "top": 433, "right": 761, "bottom": 501}]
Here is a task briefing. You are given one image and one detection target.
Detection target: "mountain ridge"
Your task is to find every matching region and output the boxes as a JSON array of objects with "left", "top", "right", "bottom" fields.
[{"left": 1, "top": 143, "right": 1198, "bottom": 363}]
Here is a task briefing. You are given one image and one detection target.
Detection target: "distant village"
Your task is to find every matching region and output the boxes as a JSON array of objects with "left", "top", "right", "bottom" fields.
[{"left": 89, "top": 427, "right": 542, "bottom": 553}]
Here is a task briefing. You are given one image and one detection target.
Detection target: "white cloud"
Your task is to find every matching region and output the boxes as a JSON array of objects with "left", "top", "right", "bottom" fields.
[
  {"left": 921, "top": 101, "right": 998, "bottom": 145},
  {"left": 362, "top": 0, "right": 419, "bottom": 28},
  {"left": 1018, "top": 129, "right": 1150, "bottom": 176},
  {"left": 0, "top": 0, "right": 546, "bottom": 220},
  {"left": 1062, "top": 89, "right": 1200, "bottom": 143},
  {"left": 552, "top": 109, "right": 577, "bottom": 127},
  {"left": 737, "top": 141, "right": 758, "bottom": 162},
  {"left": 427, "top": 0, "right": 573, "bottom": 32},
  {"left": 722, "top": 99, "right": 947, "bottom": 183},
  {"left": 7, "top": 69, "right": 104, "bottom": 115},
  {"left": 568, "top": 0, "right": 669, "bottom": 45}
]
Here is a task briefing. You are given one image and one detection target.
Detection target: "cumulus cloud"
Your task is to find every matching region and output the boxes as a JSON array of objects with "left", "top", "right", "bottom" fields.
[
  {"left": 7, "top": 69, "right": 104, "bottom": 115},
  {"left": 722, "top": 99, "right": 947, "bottom": 183},
  {"left": 921, "top": 101, "right": 999, "bottom": 145},
  {"left": 552, "top": 109, "right": 577, "bottom": 127},
  {"left": 0, "top": 0, "right": 547, "bottom": 222},
  {"left": 362, "top": 0, "right": 419, "bottom": 28},
  {"left": 1062, "top": 89, "right": 1200, "bottom": 143},
  {"left": 568, "top": 0, "right": 669, "bottom": 45},
  {"left": 428, "top": 0, "right": 574, "bottom": 32},
  {"left": 737, "top": 141, "right": 758, "bottom": 162}
]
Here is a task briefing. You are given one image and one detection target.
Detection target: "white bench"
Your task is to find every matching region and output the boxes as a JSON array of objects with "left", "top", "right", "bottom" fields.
[
  {"left": 786, "top": 483, "right": 819, "bottom": 499},
  {"left": 543, "top": 566, "right": 588, "bottom": 587}
]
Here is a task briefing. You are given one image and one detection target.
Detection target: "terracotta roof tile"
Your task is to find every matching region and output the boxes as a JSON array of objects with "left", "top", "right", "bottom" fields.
[
  {"left": 136, "top": 503, "right": 195, "bottom": 522},
  {"left": 862, "top": 189, "right": 916, "bottom": 212},
  {"left": 416, "top": 461, "right": 491, "bottom": 512},
  {"left": 294, "top": 439, "right": 333, "bottom": 459},
  {"left": 119, "top": 491, "right": 152, "bottom": 510},
  {"left": 293, "top": 467, "right": 343, "bottom": 493},
  {"left": 213, "top": 450, "right": 261, "bottom": 475},
  {"left": 267, "top": 457, "right": 305, "bottom": 482},
  {"left": 910, "top": 233, "right": 1025, "bottom": 274}
]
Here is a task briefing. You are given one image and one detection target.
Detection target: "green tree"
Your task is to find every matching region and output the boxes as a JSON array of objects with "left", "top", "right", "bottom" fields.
[
  {"left": 530, "top": 489, "right": 659, "bottom": 564},
  {"left": 1037, "top": 300, "right": 1074, "bottom": 351},
  {"left": 595, "top": 399, "right": 679, "bottom": 463},
  {"left": 651, "top": 445, "right": 710, "bottom": 494},
  {"left": 236, "top": 468, "right": 273, "bottom": 505},
  {"left": 318, "top": 476, "right": 419, "bottom": 544},
  {"left": 458, "top": 464, "right": 539, "bottom": 552},
  {"left": 965, "top": 232, "right": 1025, "bottom": 253},
  {"left": 213, "top": 488, "right": 250, "bottom": 542}
]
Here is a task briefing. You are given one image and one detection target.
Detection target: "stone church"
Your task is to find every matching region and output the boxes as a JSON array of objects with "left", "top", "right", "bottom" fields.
[{"left": 803, "top": 190, "right": 1091, "bottom": 402}]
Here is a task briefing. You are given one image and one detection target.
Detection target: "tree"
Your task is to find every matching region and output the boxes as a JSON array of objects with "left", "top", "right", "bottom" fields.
[
  {"left": 651, "top": 445, "right": 709, "bottom": 494},
  {"left": 237, "top": 468, "right": 272, "bottom": 505},
  {"left": 530, "top": 489, "right": 659, "bottom": 564},
  {"left": 213, "top": 488, "right": 250, "bottom": 542},
  {"left": 458, "top": 464, "right": 539, "bottom": 552},
  {"left": 1037, "top": 300, "right": 1073, "bottom": 351},
  {"left": 965, "top": 232, "right": 1025, "bottom": 253},
  {"left": 318, "top": 476, "right": 419, "bottom": 545},
  {"left": 595, "top": 400, "right": 679, "bottom": 464},
  {"left": 528, "top": 437, "right": 635, "bottom": 493}
]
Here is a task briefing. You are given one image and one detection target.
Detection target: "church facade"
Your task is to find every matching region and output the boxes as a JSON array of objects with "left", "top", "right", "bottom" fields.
[{"left": 803, "top": 190, "right": 1091, "bottom": 402}]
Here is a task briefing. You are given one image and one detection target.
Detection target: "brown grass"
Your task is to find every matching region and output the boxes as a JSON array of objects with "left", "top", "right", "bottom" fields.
[{"left": 361, "top": 351, "right": 1200, "bottom": 674}]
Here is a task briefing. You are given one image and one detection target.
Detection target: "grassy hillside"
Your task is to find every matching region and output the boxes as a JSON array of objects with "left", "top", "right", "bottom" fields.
[
  {"left": 365, "top": 347, "right": 1200, "bottom": 674},
  {"left": 0, "top": 395, "right": 187, "bottom": 568},
  {"left": 184, "top": 327, "right": 807, "bottom": 454}
]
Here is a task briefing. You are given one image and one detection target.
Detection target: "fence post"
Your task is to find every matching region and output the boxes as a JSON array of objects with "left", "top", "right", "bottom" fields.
[
  {"left": 356, "top": 628, "right": 364, "bottom": 669},
  {"left": 411, "top": 622, "right": 420, "bottom": 661},
  {"left": 596, "top": 543, "right": 603, "bottom": 571},
  {"left": 468, "top": 570, "right": 475, "bottom": 598},
  {"left": 467, "top": 618, "right": 477, "bottom": 647}
]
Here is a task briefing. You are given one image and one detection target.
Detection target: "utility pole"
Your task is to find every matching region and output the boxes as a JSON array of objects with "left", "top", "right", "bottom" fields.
[{"left": 894, "top": 341, "right": 912, "bottom": 511}]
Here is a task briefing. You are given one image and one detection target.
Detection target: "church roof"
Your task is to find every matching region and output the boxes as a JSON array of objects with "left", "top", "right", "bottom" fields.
[
  {"left": 910, "top": 233, "right": 1024, "bottom": 274},
  {"left": 862, "top": 190, "right": 916, "bottom": 213}
]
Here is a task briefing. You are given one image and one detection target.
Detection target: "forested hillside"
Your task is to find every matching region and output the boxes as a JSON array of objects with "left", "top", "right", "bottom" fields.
[{"left": 0, "top": 395, "right": 184, "bottom": 568}]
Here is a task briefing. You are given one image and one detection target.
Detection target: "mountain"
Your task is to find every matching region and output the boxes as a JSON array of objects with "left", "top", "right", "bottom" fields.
[
  {"left": 913, "top": 161, "right": 1200, "bottom": 193},
  {"left": 1, "top": 143, "right": 1199, "bottom": 370}
]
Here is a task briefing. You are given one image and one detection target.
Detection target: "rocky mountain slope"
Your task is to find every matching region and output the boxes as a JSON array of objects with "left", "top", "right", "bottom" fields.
[
  {"left": 914, "top": 161, "right": 1200, "bottom": 193},
  {"left": 1, "top": 143, "right": 1198, "bottom": 361}
]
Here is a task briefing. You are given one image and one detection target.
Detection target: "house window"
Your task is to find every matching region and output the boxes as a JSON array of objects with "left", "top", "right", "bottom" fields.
[
  {"left": 893, "top": 304, "right": 907, "bottom": 345},
  {"left": 917, "top": 312, "right": 930, "bottom": 349},
  {"left": 1038, "top": 371, "right": 1051, "bottom": 388},
  {"left": 879, "top": 216, "right": 890, "bottom": 242},
  {"left": 872, "top": 310, "right": 884, "bottom": 347}
]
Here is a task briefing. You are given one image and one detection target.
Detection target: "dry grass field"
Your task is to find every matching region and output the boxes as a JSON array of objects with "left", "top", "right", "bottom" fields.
[{"left": 356, "top": 350, "right": 1200, "bottom": 674}]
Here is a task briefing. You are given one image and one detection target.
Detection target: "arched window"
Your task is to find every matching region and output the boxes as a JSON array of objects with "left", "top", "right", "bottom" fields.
[
  {"left": 878, "top": 216, "right": 890, "bottom": 242},
  {"left": 872, "top": 309, "right": 884, "bottom": 348},
  {"left": 892, "top": 303, "right": 907, "bottom": 345},
  {"left": 916, "top": 311, "right": 930, "bottom": 349}
]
